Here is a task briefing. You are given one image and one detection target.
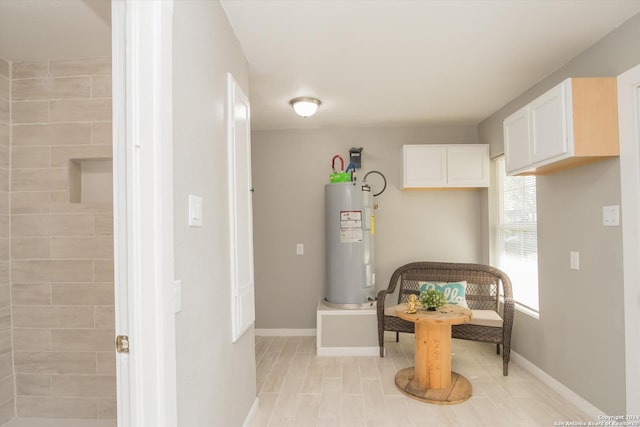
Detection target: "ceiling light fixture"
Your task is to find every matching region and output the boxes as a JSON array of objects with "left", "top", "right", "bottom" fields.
[{"left": 290, "top": 97, "right": 321, "bottom": 117}]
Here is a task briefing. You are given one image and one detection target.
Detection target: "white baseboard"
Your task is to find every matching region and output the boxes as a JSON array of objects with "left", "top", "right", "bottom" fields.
[
  {"left": 242, "top": 397, "right": 259, "bottom": 427},
  {"left": 511, "top": 351, "right": 604, "bottom": 419},
  {"left": 316, "top": 346, "right": 380, "bottom": 357},
  {"left": 255, "top": 328, "right": 317, "bottom": 337}
]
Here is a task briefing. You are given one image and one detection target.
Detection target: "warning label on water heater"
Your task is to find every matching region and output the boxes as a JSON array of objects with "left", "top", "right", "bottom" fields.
[{"left": 340, "top": 211, "right": 363, "bottom": 243}]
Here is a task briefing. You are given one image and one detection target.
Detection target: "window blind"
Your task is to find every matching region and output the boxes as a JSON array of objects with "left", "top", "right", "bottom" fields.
[{"left": 494, "top": 156, "right": 539, "bottom": 312}]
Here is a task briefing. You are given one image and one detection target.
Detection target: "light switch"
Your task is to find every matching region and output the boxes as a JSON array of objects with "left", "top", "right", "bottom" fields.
[
  {"left": 603, "top": 205, "right": 620, "bottom": 227},
  {"left": 189, "top": 194, "right": 203, "bottom": 227},
  {"left": 296, "top": 243, "right": 304, "bottom": 255},
  {"left": 570, "top": 251, "right": 580, "bottom": 270}
]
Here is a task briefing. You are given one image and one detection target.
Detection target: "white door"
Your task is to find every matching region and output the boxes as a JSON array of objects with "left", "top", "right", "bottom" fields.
[
  {"left": 618, "top": 63, "right": 640, "bottom": 415},
  {"left": 228, "top": 74, "right": 255, "bottom": 342},
  {"left": 112, "top": 1, "right": 177, "bottom": 426}
]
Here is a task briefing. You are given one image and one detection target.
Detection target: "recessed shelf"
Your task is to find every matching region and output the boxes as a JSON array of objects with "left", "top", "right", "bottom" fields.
[{"left": 69, "top": 157, "right": 113, "bottom": 204}]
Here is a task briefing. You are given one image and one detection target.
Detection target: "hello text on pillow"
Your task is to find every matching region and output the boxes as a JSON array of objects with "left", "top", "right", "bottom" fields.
[{"left": 419, "top": 281, "right": 468, "bottom": 308}]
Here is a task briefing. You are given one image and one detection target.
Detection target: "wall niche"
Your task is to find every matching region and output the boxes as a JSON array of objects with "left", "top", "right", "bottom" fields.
[{"left": 69, "top": 157, "right": 113, "bottom": 204}]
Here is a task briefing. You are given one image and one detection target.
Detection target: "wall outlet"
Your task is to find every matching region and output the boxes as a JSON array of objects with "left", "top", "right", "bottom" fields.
[
  {"left": 570, "top": 251, "right": 580, "bottom": 270},
  {"left": 603, "top": 205, "right": 620, "bottom": 226},
  {"left": 296, "top": 243, "right": 304, "bottom": 255}
]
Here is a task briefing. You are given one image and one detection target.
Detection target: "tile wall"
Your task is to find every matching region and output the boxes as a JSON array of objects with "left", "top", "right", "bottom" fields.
[
  {"left": 0, "top": 57, "right": 14, "bottom": 424},
  {"left": 9, "top": 57, "right": 115, "bottom": 420}
]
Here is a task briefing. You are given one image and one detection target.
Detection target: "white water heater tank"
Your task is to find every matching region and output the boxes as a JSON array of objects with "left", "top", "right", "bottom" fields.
[{"left": 324, "top": 181, "right": 375, "bottom": 308}]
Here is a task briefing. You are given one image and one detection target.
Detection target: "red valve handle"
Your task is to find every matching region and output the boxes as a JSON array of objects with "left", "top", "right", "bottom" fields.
[{"left": 331, "top": 155, "right": 345, "bottom": 173}]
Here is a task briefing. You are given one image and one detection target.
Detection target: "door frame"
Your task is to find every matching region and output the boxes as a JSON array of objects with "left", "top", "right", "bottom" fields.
[
  {"left": 618, "top": 63, "right": 640, "bottom": 414},
  {"left": 112, "top": 1, "right": 177, "bottom": 426}
]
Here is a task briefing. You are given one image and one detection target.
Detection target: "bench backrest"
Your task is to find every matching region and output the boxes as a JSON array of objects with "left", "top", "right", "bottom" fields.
[{"left": 391, "top": 262, "right": 513, "bottom": 312}]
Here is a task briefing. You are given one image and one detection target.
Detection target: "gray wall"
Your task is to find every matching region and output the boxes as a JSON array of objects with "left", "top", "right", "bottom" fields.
[
  {"left": 252, "top": 125, "right": 482, "bottom": 329},
  {"left": 478, "top": 12, "right": 640, "bottom": 416},
  {"left": 173, "top": 1, "right": 256, "bottom": 426}
]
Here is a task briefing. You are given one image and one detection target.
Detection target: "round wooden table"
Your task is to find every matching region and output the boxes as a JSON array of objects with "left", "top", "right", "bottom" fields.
[{"left": 395, "top": 304, "right": 473, "bottom": 404}]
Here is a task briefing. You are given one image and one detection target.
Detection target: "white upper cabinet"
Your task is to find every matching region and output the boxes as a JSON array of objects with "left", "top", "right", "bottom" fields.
[
  {"left": 401, "top": 144, "right": 489, "bottom": 189},
  {"left": 402, "top": 145, "right": 448, "bottom": 187},
  {"left": 503, "top": 106, "right": 530, "bottom": 172},
  {"left": 504, "top": 77, "right": 619, "bottom": 176},
  {"left": 530, "top": 81, "right": 571, "bottom": 164}
]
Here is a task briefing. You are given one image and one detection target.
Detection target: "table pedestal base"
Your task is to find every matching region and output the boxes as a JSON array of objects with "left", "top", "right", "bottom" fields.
[{"left": 395, "top": 367, "right": 472, "bottom": 404}]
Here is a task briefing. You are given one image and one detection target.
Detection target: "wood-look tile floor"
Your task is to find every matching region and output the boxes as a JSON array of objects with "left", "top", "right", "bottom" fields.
[{"left": 250, "top": 333, "right": 593, "bottom": 427}]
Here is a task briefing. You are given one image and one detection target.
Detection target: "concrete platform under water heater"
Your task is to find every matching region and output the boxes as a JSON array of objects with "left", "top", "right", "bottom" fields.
[{"left": 316, "top": 299, "right": 379, "bottom": 356}]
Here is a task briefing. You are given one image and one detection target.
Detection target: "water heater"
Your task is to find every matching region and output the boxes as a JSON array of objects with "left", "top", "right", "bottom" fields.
[{"left": 324, "top": 181, "right": 375, "bottom": 308}]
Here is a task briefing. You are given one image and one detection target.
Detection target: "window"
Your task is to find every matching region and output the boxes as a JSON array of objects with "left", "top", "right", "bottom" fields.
[{"left": 493, "top": 156, "right": 539, "bottom": 313}]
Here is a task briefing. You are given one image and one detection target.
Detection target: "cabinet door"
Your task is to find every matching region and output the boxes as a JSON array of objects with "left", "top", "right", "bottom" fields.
[
  {"left": 447, "top": 145, "right": 489, "bottom": 187},
  {"left": 530, "top": 80, "right": 571, "bottom": 164},
  {"left": 402, "top": 145, "right": 447, "bottom": 188},
  {"left": 504, "top": 106, "right": 530, "bottom": 174}
]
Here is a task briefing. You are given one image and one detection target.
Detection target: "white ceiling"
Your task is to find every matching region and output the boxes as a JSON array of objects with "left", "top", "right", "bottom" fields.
[
  {"left": 1, "top": 1, "right": 639, "bottom": 132},
  {"left": 221, "top": 0, "right": 640, "bottom": 130}
]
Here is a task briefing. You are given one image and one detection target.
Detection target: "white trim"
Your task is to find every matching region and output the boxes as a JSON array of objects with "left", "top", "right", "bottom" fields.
[
  {"left": 113, "top": 1, "right": 177, "bottom": 426},
  {"left": 317, "top": 347, "right": 380, "bottom": 357},
  {"left": 618, "top": 63, "right": 640, "bottom": 414},
  {"left": 111, "top": 1, "right": 130, "bottom": 425},
  {"left": 317, "top": 308, "right": 322, "bottom": 351},
  {"left": 511, "top": 351, "right": 604, "bottom": 419},
  {"left": 316, "top": 310, "right": 324, "bottom": 351},
  {"left": 255, "top": 329, "right": 317, "bottom": 337},
  {"left": 241, "top": 398, "right": 259, "bottom": 427},
  {"left": 318, "top": 307, "right": 377, "bottom": 315},
  {"left": 514, "top": 303, "right": 540, "bottom": 320}
]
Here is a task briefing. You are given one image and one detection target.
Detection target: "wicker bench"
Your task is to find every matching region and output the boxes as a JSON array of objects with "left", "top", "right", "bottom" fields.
[{"left": 376, "top": 261, "right": 514, "bottom": 375}]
